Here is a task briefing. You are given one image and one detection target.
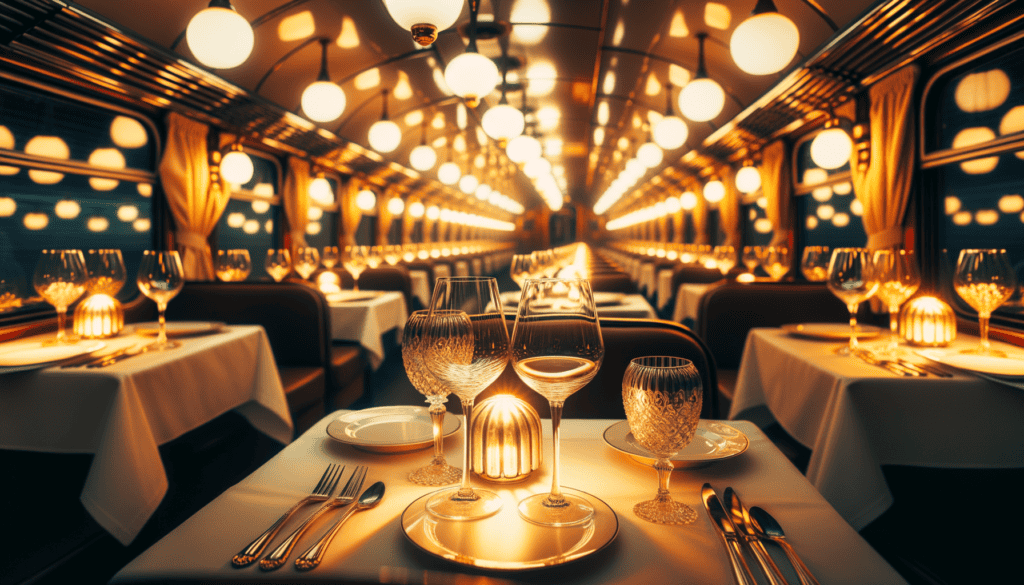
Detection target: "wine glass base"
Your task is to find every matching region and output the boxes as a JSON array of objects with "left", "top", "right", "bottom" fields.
[
  {"left": 518, "top": 492, "right": 594, "bottom": 527},
  {"left": 426, "top": 487, "right": 502, "bottom": 521},
  {"left": 409, "top": 463, "right": 462, "bottom": 486},
  {"left": 833, "top": 345, "right": 855, "bottom": 356},
  {"left": 151, "top": 340, "right": 180, "bottom": 351},
  {"left": 633, "top": 498, "right": 697, "bottom": 525}
]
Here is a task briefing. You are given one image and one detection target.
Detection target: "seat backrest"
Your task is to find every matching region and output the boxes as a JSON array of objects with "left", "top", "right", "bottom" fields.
[
  {"left": 588, "top": 272, "right": 636, "bottom": 293},
  {"left": 672, "top": 264, "right": 727, "bottom": 288},
  {"left": 358, "top": 266, "right": 417, "bottom": 311},
  {"left": 696, "top": 281, "right": 850, "bottom": 369},
  {"left": 477, "top": 316, "right": 718, "bottom": 419}
]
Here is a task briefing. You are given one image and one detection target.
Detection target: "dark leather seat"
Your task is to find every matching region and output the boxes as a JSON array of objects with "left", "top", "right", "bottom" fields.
[
  {"left": 588, "top": 272, "right": 637, "bottom": 293},
  {"left": 358, "top": 265, "right": 420, "bottom": 311},
  {"left": 478, "top": 316, "right": 719, "bottom": 419}
]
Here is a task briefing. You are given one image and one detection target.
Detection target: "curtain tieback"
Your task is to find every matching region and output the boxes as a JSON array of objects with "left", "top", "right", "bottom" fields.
[
  {"left": 176, "top": 231, "right": 208, "bottom": 250},
  {"left": 867, "top": 227, "right": 904, "bottom": 250}
]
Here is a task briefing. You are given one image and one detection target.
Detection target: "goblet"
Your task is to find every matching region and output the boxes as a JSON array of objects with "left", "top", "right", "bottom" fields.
[
  {"left": 383, "top": 245, "right": 402, "bottom": 266},
  {"left": 827, "top": 248, "right": 880, "bottom": 355},
  {"left": 954, "top": 248, "right": 1017, "bottom": 356},
  {"left": 509, "top": 254, "right": 534, "bottom": 289},
  {"left": 293, "top": 247, "right": 320, "bottom": 280},
  {"left": 265, "top": 249, "right": 291, "bottom": 282},
  {"left": 422, "top": 277, "right": 509, "bottom": 521},
  {"left": 873, "top": 248, "right": 920, "bottom": 357},
  {"left": 215, "top": 249, "right": 251, "bottom": 282},
  {"left": 713, "top": 246, "right": 736, "bottom": 276},
  {"left": 801, "top": 246, "right": 831, "bottom": 282},
  {"left": 366, "top": 246, "right": 383, "bottom": 269},
  {"left": 343, "top": 246, "right": 368, "bottom": 290},
  {"left": 741, "top": 246, "right": 762, "bottom": 275},
  {"left": 84, "top": 249, "right": 126, "bottom": 296},
  {"left": 321, "top": 246, "right": 339, "bottom": 269},
  {"left": 511, "top": 278, "right": 603, "bottom": 526},
  {"left": 136, "top": 250, "right": 184, "bottom": 350},
  {"left": 232, "top": 249, "right": 252, "bottom": 281},
  {"left": 403, "top": 310, "right": 461, "bottom": 486},
  {"left": 622, "top": 356, "right": 703, "bottom": 525},
  {"left": 33, "top": 249, "right": 88, "bottom": 344},
  {"left": 762, "top": 246, "right": 790, "bottom": 281}
]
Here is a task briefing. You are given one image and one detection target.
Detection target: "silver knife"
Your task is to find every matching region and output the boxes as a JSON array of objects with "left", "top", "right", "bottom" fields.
[{"left": 702, "top": 483, "right": 758, "bottom": 585}]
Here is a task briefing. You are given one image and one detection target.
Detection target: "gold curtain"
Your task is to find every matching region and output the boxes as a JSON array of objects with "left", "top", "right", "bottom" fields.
[
  {"left": 376, "top": 186, "right": 397, "bottom": 246},
  {"left": 158, "top": 112, "right": 229, "bottom": 281},
  {"left": 693, "top": 184, "right": 708, "bottom": 244},
  {"left": 341, "top": 178, "right": 364, "bottom": 247},
  {"left": 672, "top": 206, "right": 684, "bottom": 244},
  {"left": 762, "top": 139, "right": 792, "bottom": 247},
  {"left": 851, "top": 65, "right": 919, "bottom": 250},
  {"left": 401, "top": 198, "right": 419, "bottom": 244},
  {"left": 283, "top": 157, "right": 311, "bottom": 250},
  {"left": 720, "top": 167, "right": 741, "bottom": 247}
]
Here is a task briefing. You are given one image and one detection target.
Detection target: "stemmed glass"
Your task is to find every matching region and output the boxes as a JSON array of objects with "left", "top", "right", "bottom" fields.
[
  {"left": 403, "top": 310, "right": 461, "bottom": 486},
  {"left": 321, "top": 246, "right": 339, "bottom": 270},
  {"left": 510, "top": 278, "right": 604, "bottom": 526},
  {"left": 954, "top": 248, "right": 1017, "bottom": 356},
  {"left": 713, "top": 246, "right": 736, "bottom": 276},
  {"left": 84, "top": 249, "right": 126, "bottom": 296},
  {"left": 827, "top": 247, "right": 880, "bottom": 355},
  {"left": 873, "top": 248, "right": 921, "bottom": 357},
  {"left": 801, "top": 246, "right": 831, "bottom": 282},
  {"left": 33, "top": 249, "right": 88, "bottom": 345},
  {"left": 383, "top": 245, "right": 402, "bottom": 266},
  {"left": 422, "top": 277, "right": 509, "bottom": 521},
  {"left": 137, "top": 250, "right": 185, "bottom": 350},
  {"left": 215, "top": 249, "right": 251, "bottom": 282},
  {"left": 293, "top": 247, "right": 320, "bottom": 280},
  {"left": 762, "top": 246, "right": 790, "bottom": 281},
  {"left": 343, "top": 246, "right": 368, "bottom": 290},
  {"left": 366, "top": 246, "right": 383, "bottom": 270},
  {"left": 265, "top": 249, "right": 291, "bottom": 282},
  {"left": 509, "top": 254, "right": 534, "bottom": 289},
  {"left": 622, "top": 356, "right": 703, "bottom": 524},
  {"left": 741, "top": 246, "right": 762, "bottom": 275}
]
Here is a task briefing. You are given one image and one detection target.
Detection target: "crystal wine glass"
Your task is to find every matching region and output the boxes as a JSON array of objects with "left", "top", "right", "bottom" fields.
[
  {"left": 215, "top": 249, "right": 251, "bottom": 282},
  {"left": 343, "top": 246, "right": 368, "bottom": 290},
  {"left": 622, "top": 356, "right": 703, "bottom": 525},
  {"left": 510, "top": 278, "right": 604, "bottom": 526},
  {"left": 33, "top": 249, "right": 88, "bottom": 344},
  {"left": 873, "top": 248, "right": 920, "bottom": 357},
  {"left": 762, "top": 246, "right": 790, "bottom": 281},
  {"left": 84, "top": 249, "right": 126, "bottom": 296},
  {"left": 422, "top": 277, "right": 509, "bottom": 521},
  {"left": 366, "top": 246, "right": 383, "bottom": 269},
  {"left": 827, "top": 247, "right": 880, "bottom": 355},
  {"left": 403, "top": 310, "right": 461, "bottom": 486},
  {"left": 383, "top": 245, "right": 402, "bottom": 266},
  {"left": 742, "top": 246, "right": 762, "bottom": 275},
  {"left": 509, "top": 254, "right": 534, "bottom": 289},
  {"left": 265, "top": 249, "right": 291, "bottom": 282},
  {"left": 321, "top": 246, "right": 339, "bottom": 270},
  {"left": 801, "top": 246, "right": 831, "bottom": 282},
  {"left": 713, "top": 246, "right": 736, "bottom": 276},
  {"left": 232, "top": 249, "right": 252, "bottom": 281},
  {"left": 954, "top": 248, "right": 1017, "bottom": 356},
  {"left": 293, "top": 247, "right": 320, "bottom": 280},
  {"left": 136, "top": 250, "right": 185, "bottom": 350}
]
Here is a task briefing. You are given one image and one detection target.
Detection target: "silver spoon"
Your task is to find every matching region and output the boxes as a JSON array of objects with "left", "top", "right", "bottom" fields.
[
  {"left": 294, "top": 481, "right": 385, "bottom": 570},
  {"left": 724, "top": 488, "right": 787, "bottom": 585},
  {"left": 748, "top": 506, "right": 821, "bottom": 585}
]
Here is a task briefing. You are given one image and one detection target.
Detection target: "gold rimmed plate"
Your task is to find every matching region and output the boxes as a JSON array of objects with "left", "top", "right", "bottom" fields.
[
  {"left": 781, "top": 322, "right": 882, "bottom": 340},
  {"left": 402, "top": 486, "right": 618, "bottom": 571},
  {"left": 603, "top": 420, "right": 749, "bottom": 468},
  {"left": 0, "top": 339, "right": 106, "bottom": 373},
  {"left": 326, "top": 406, "right": 460, "bottom": 453}
]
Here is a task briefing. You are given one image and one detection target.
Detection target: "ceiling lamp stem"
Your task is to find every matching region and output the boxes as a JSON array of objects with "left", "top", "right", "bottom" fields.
[
  {"left": 300, "top": 38, "right": 347, "bottom": 123},
  {"left": 368, "top": 89, "right": 402, "bottom": 153},
  {"left": 444, "top": 0, "right": 500, "bottom": 108},
  {"left": 678, "top": 33, "right": 725, "bottom": 123},
  {"left": 652, "top": 81, "right": 688, "bottom": 150}
]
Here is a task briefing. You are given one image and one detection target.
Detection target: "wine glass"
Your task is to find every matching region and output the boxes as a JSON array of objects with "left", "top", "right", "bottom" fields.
[
  {"left": 510, "top": 278, "right": 604, "bottom": 527},
  {"left": 232, "top": 249, "right": 252, "bottom": 281},
  {"left": 954, "top": 248, "right": 1017, "bottom": 356},
  {"left": 713, "top": 246, "right": 736, "bottom": 276},
  {"left": 801, "top": 246, "right": 831, "bottom": 282},
  {"left": 827, "top": 248, "right": 880, "bottom": 355},
  {"left": 622, "top": 356, "right": 703, "bottom": 525},
  {"left": 136, "top": 250, "right": 185, "bottom": 350},
  {"left": 343, "top": 246, "right": 368, "bottom": 290},
  {"left": 293, "top": 247, "right": 320, "bottom": 280},
  {"left": 215, "top": 249, "right": 251, "bottom": 282},
  {"left": 321, "top": 246, "right": 339, "bottom": 270},
  {"left": 509, "top": 254, "right": 534, "bottom": 289},
  {"left": 873, "top": 248, "right": 920, "bottom": 357},
  {"left": 265, "top": 249, "right": 291, "bottom": 282},
  {"left": 33, "top": 249, "right": 88, "bottom": 344},
  {"left": 366, "top": 246, "right": 383, "bottom": 269},
  {"left": 84, "top": 249, "right": 126, "bottom": 296},
  {"left": 422, "top": 277, "right": 509, "bottom": 521},
  {"left": 383, "top": 245, "right": 402, "bottom": 266},
  {"left": 403, "top": 310, "right": 461, "bottom": 486},
  {"left": 762, "top": 246, "right": 790, "bottom": 281},
  {"left": 741, "top": 246, "right": 762, "bottom": 275}
]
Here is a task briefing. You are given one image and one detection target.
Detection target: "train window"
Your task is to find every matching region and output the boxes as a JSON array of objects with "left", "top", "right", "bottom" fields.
[
  {"left": 741, "top": 198, "right": 772, "bottom": 247},
  {"left": 304, "top": 175, "right": 340, "bottom": 250},
  {"left": 794, "top": 132, "right": 867, "bottom": 248},
  {"left": 214, "top": 149, "right": 281, "bottom": 281},
  {"left": 0, "top": 82, "right": 156, "bottom": 319},
  {"left": 924, "top": 35, "right": 1024, "bottom": 320}
]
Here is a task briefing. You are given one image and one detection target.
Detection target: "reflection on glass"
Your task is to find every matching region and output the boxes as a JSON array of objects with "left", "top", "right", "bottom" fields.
[
  {"left": 216, "top": 249, "right": 252, "bottom": 282},
  {"left": 136, "top": 250, "right": 184, "bottom": 350},
  {"left": 827, "top": 248, "right": 880, "bottom": 355},
  {"left": 762, "top": 246, "right": 790, "bottom": 281},
  {"left": 801, "top": 246, "right": 831, "bottom": 282},
  {"left": 713, "top": 246, "right": 735, "bottom": 276},
  {"left": 741, "top": 246, "right": 762, "bottom": 274},
  {"left": 321, "top": 246, "right": 339, "bottom": 269},
  {"left": 33, "top": 249, "right": 88, "bottom": 344},
  {"left": 265, "top": 249, "right": 291, "bottom": 282},
  {"left": 84, "top": 249, "right": 126, "bottom": 295},
  {"left": 343, "top": 246, "right": 368, "bottom": 290},
  {"left": 954, "top": 248, "right": 1017, "bottom": 356},
  {"left": 873, "top": 248, "right": 920, "bottom": 356},
  {"left": 293, "top": 247, "right": 320, "bottom": 280}
]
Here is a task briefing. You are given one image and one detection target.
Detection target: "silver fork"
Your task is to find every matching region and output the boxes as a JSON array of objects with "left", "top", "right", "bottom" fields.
[
  {"left": 232, "top": 464, "right": 343, "bottom": 567},
  {"left": 259, "top": 465, "right": 368, "bottom": 571}
]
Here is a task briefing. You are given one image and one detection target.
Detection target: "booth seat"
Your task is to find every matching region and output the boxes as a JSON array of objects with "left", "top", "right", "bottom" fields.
[{"left": 357, "top": 265, "right": 420, "bottom": 312}]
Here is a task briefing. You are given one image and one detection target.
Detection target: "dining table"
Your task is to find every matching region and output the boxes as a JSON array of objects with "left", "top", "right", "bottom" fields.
[
  {"left": 110, "top": 410, "right": 906, "bottom": 585},
  {"left": 326, "top": 291, "right": 408, "bottom": 370},
  {"left": 0, "top": 324, "right": 292, "bottom": 546},
  {"left": 729, "top": 326, "right": 1024, "bottom": 530},
  {"left": 500, "top": 291, "right": 658, "bottom": 319}
]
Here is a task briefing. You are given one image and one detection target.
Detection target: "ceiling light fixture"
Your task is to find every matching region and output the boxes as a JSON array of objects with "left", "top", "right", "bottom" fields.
[
  {"left": 810, "top": 109, "right": 853, "bottom": 170},
  {"left": 482, "top": 66, "right": 525, "bottom": 143},
  {"left": 186, "top": 0, "right": 254, "bottom": 69},
  {"left": 704, "top": 178, "right": 726, "bottom": 203},
  {"left": 730, "top": 0, "right": 799, "bottom": 76},
  {"left": 356, "top": 188, "right": 377, "bottom": 211},
  {"left": 652, "top": 82, "right": 689, "bottom": 150},
  {"left": 368, "top": 89, "right": 402, "bottom": 153},
  {"left": 382, "top": 0, "right": 464, "bottom": 46},
  {"left": 678, "top": 33, "right": 725, "bottom": 122},
  {"left": 309, "top": 171, "right": 334, "bottom": 204},
  {"left": 301, "top": 38, "right": 346, "bottom": 123},
  {"left": 409, "top": 117, "right": 438, "bottom": 171},
  {"left": 735, "top": 162, "right": 762, "bottom": 193},
  {"left": 637, "top": 141, "right": 664, "bottom": 169},
  {"left": 437, "top": 140, "right": 462, "bottom": 185},
  {"left": 220, "top": 143, "right": 253, "bottom": 185},
  {"left": 444, "top": 0, "right": 500, "bottom": 108}
]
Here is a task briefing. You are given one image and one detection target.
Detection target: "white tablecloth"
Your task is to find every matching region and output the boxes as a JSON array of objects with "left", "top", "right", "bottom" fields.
[
  {"left": 408, "top": 270, "right": 430, "bottom": 309},
  {"left": 672, "top": 282, "right": 719, "bottom": 324},
  {"left": 730, "top": 328, "right": 1024, "bottom": 530},
  {"left": 329, "top": 291, "right": 408, "bottom": 369},
  {"left": 638, "top": 262, "right": 656, "bottom": 296},
  {"left": 0, "top": 325, "right": 291, "bottom": 545},
  {"left": 656, "top": 268, "right": 675, "bottom": 310},
  {"left": 500, "top": 292, "right": 657, "bottom": 319},
  {"left": 112, "top": 414, "right": 905, "bottom": 585}
]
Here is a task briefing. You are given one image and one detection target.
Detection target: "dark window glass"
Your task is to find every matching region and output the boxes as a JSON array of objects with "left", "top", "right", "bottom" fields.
[
  {"left": 741, "top": 202, "right": 772, "bottom": 247},
  {"left": 794, "top": 133, "right": 867, "bottom": 248},
  {"left": 214, "top": 151, "right": 281, "bottom": 281},
  {"left": 304, "top": 211, "right": 338, "bottom": 250}
]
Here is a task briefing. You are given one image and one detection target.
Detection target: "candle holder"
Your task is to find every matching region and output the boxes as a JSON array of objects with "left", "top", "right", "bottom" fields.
[
  {"left": 73, "top": 293, "right": 124, "bottom": 339},
  {"left": 899, "top": 296, "right": 956, "bottom": 347},
  {"left": 471, "top": 394, "right": 542, "bottom": 483}
]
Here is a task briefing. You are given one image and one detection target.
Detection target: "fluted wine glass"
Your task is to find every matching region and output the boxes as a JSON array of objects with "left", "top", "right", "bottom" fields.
[
  {"left": 509, "top": 254, "right": 534, "bottom": 289},
  {"left": 136, "top": 250, "right": 184, "bottom": 350},
  {"left": 343, "top": 246, "right": 368, "bottom": 290},
  {"left": 84, "top": 249, "right": 126, "bottom": 296},
  {"left": 422, "top": 277, "right": 509, "bottom": 521},
  {"left": 954, "top": 248, "right": 1017, "bottom": 356},
  {"left": 265, "top": 249, "right": 291, "bottom": 282},
  {"left": 742, "top": 246, "right": 762, "bottom": 275},
  {"left": 293, "top": 247, "right": 320, "bottom": 280},
  {"left": 827, "top": 248, "right": 880, "bottom": 355},
  {"left": 403, "top": 310, "right": 461, "bottom": 486},
  {"left": 622, "top": 356, "right": 703, "bottom": 525},
  {"left": 801, "top": 246, "right": 831, "bottom": 282},
  {"left": 511, "top": 278, "right": 604, "bottom": 526},
  {"left": 321, "top": 246, "right": 339, "bottom": 270},
  {"left": 873, "top": 248, "right": 920, "bottom": 357},
  {"left": 762, "top": 246, "right": 790, "bottom": 281},
  {"left": 33, "top": 249, "right": 88, "bottom": 344},
  {"left": 713, "top": 246, "right": 736, "bottom": 276}
]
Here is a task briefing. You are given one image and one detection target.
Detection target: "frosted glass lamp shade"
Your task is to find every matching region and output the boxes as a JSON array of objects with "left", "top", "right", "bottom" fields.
[
  {"left": 382, "top": 0, "right": 463, "bottom": 46},
  {"left": 220, "top": 150, "right": 253, "bottom": 185},
  {"left": 730, "top": 12, "right": 800, "bottom": 75},
  {"left": 459, "top": 174, "right": 479, "bottom": 194},
  {"left": 409, "top": 144, "right": 437, "bottom": 171},
  {"left": 652, "top": 115, "right": 688, "bottom": 150},
  {"left": 408, "top": 201, "right": 425, "bottom": 218},
  {"left": 301, "top": 81, "right": 346, "bottom": 123},
  {"left": 506, "top": 134, "right": 542, "bottom": 163},
  {"left": 735, "top": 165, "right": 762, "bottom": 193},
  {"left": 679, "top": 78, "right": 725, "bottom": 122},
  {"left": 680, "top": 191, "right": 698, "bottom": 210},
  {"left": 308, "top": 177, "right": 333, "bottom": 204},
  {"left": 387, "top": 196, "right": 405, "bottom": 215},
  {"left": 368, "top": 119, "right": 402, "bottom": 153},
  {"left": 437, "top": 161, "right": 461, "bottom": 184},
  {"left": 474, "top": 184, "right": 492, "bottom": 201},
  {"left": 186, "top": 5, "right": 253, "bottom": 69},
  {"left": 356, "top": 189, "right": 377, "bottom": 211},
  {"left": 444, "top": 52, "right": 500, "bottom": 107},
  {"left": 704, "top": 180, "right": 726, "bottom": 203},
  {"left": 810, "top": 127, "right": 853, "bottom": 170},
  {"left": 482, "top": 103, "right": 525, "bottom": 141},
  {"left": 637, "top": 142, "right": 664, "bottom": 168},
  {"left": 523, "top": 157, "right": 551, "bottom": 179}
]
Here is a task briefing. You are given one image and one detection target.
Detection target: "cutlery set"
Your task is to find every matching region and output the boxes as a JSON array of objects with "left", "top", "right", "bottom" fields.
[
  {"left": 853, "top": 349, "right": 952, "bottom": 377},
  {"left": 703, "top": 484, "right": 820, "bottom": 585},
  {"left": 59, "top": 341, "right": 159, "bottom": 369}
]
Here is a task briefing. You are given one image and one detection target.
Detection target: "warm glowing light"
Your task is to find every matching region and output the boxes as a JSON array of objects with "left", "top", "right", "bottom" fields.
[
  {"left": 54, "top": 200, "right": 81, "bottom": 219},
  {"left": 536, "top": 106, "right": 560, "bottom": 130},
  {"left": 426, "top": 205, "right": 441, "bottom": 220},
  {"left": 596, "top": 101, "right": 610, "bottom": 126},
  {"left": 665, "top": 196, "right": 681, "bottom": 213},
  {"left": 680, "top": 191, "right": 698, "bottom": 210},
  {"left": 23, "top": 212, "right": 48, "bottom": 230},
  {"left": 670, "top": 9, "right": 688, "bottom": 36},
  {"left": 832, "top": 212, "right": 850, "bottom": 227},
  {"left": 382, "top": 0, "right": 463, "bottom": 46},
  {"left": 265, "top": 219, "right": 274, "bottom": 233},
  {"left": 953, "top": 127, "right": 999, "bottom": 174},
  {"left": 593, "top": 127, "right": 605, "bottom": 146},
  {"left": 482, "top": 103, "right": 525, "bottom": 141},
  {"left": 816, "top": 204, "right": 835, "bottom": 220},
  {"left": 459, "top": 174, "right": 479, "bottom": 194},
  {"left": 307, "top": 207, "right": 323, "bottom": 221},
  {"left": 252, "top": 200, "right": 270, "bottom": 214},
  {"left": 302, "top": 81, "right": 346, "bottom": 123},
  {"left": 445, "top": 52, "right": 500, "bottom": 107},
  {"left": 220, "top": 150, "right": 254, "bottom": 185},
  {"left": 186, "top": 4, "right": 254, "bottom": 69},
  {"left": 523, "top": 157, "right": 551, "bottom": 179},
  {"left": 637, "top": 142, "right": 663, "bottom": 168},
  {"left": 526, "top": 62, "right": 557, "bottom": 96},
  {"left": 404, "top": 110, "right": 424, "bottom": 127},
  {"left": 410, "top": 144, "right": 437, "bottom": 171},
  {"left": 803, "top": 168, "right": 828, "bottom": 185},
  {"left": 975, "top": 209, "right": 999, "bottom": 225},
  {"left": 368, "top": 119, "right": 402, "bottom": 153},
  {"left": 730, "top": 10, "right": 799, "bottom": 75},
  {"left": 409, "top": 201, "right": 425, "bottom": 218},
  {"left": 138, "top": 183, "right": 153, "bottom": 197},
  {"left": 669, "top": 64, "right": 691, "bottom": 88},
  {"left": 705, "top": 3, "right": 732, "bottom": 29},
  {"left": 544, "top": 138, "right": 563, "bottom": 157},
  {"left": 133, "top": 218, "right": 151, "bottom": 232},
  {"left": 998, "top": 194, "right": 1024, "bottom": 214},
  {"left": 735, "top": 165, "right": 762, "bottom": 193},
  {"left": 833, "top": 181, "right": 852, "bottom": 195},
  {"left": 26, "top": 135, "right": 69, "bottom": 185},
  {"left": 653, "top": 115, "right": 688, "bottom": 150},
  {"left": 117, "top": 205, "right": 139, "bottom": 222},
  {"left": 810, "top": 126, "right": 852, "bottom": 170},
  {"left": 355, "top": 68, "right": 381, "bottom": 91},
  {"left": 511, "top": 0, "right": 550, "bottom": 45},
  {"left": 603, "top": 71, "right": 616, "bottom": 95},
  {"left": 757, "top": 196, "right": 767, "bottom": 208},
  {"left": 437, "top": 161, "right": 461, "bottom": 184},
  {"left": 387, "top": 197, "right": 405, "bottom": 215},
  {"left": 356, "top": 189, "right": 377, "bottom": 211},
  {"left": 952, "top": 211, "right": 972, "bottom": 226},
  {"left": 850, "top": 198, "right": 863, "bottom": 216},
  {"left": 645, "top": 72, "right": 663, "bottom": 96},
  {"left": 227, "top": 213, "right": 246, "bottom": 228},
  {"left": 87, "top": 217, "right": 109, "bottom": 232},
  {"left": 0, "top": 197, "right": 15, "bottom": 217},
  {"left": 806, "top": 216, "right": 818, "bottom": 229},
  {"left": 278, "top": 10, "right": 314, "bottom": 41},
  {"left": 812, "top": 186, "right": 833, "bottom": 202},
  {"left": 309, "top": 177, "right": 334, "bottom": 204},
  {"left": 305, "top": 221, "right": 322, "bottom": 235},
  {"left": 110, "top": 116, "right": 148, "bottom": 148},
  {"left": 679, "top": 78, "right": 725, "bottom": 122},
  {"left": 1000, "top": 105, "right": 1024, "bottom": 137},
  {"left": 475, "top": 184, "right": 492, "bottom": 201},
  {"left": 243, "top": 219, "right": 260, "bottom": 234},
  {"left": 704, "top": 180, "right": 725, "bottom": 203},
  {"left": 954, "top": 69, "right": 1011, "bottom": 113},
  {"left": 754, "top": 218, "right": 773, "bottom": 233},
  {"left": 337, "top": 16, "right": 360, "bottom": 48}
]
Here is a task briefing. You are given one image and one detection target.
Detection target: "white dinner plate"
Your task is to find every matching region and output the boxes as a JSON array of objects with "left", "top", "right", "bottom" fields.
[
  {"left": 603, "top": 419, "right": 749, "bottom": 468},
  {"left": 132, "top": 321, "right": 225, "bottom": 338},
  {"left": 915, "top": 348, "right": 1024, "bottom": 378},
  {"left": 326, "top": 406, "right": 461, "bottom": 453},
  {"left": 0, "top": 340, "right": 106, "bottom": 368},
  {"left": 781, "top": 322, "right": 883, "bottom": 340}
]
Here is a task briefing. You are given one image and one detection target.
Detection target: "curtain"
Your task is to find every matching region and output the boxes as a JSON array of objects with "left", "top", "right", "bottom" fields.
[
  {"left": 376, "top": 186, "right": 397, "bottom": 246},
  {"left": 672, "top": 200, "right": 684, "bottom": 244},
  {"left": 762, "top": 139, "right": 792, "bottom": 247},
  {"left": 158, "top": 112, "right": 229, "bottom": 281},
  {"left": 283, "top": 157, "right": 311, "bottom": 250},
  {"left": 851, "top": 65, "right": 919, "bottom": 250},
  {"left": 341, "top": 178, "right": 364, "bottom": 247},
  {"left": 402, "top": 197, "right": 419, "bottom": 244},
  {"left": 720, "top": 167, "right": 741, "bottom": 247},
  {"left": 693, "top": 183, "right": 708, "bottom": 245}
]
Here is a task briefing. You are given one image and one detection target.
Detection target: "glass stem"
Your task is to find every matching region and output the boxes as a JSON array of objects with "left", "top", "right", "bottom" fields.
[
  {"left": 655, "top": 457, "right": 673, "bottom": 502},
  {"left": 428, "top": 399, "right": 447, "bottom": 465},
  {"left": 56, "top": 307, "right": 67, "bottom": 342},
  {"left": 547, "top": 400, "right": 566, "bottom": 506},
  {"left": 979, "top": 313, "right": 991, "bottom": 353},
  {"left": 455, "top": 398, "right": 478, "bottom": 500},
  {"left": 157, "top": 302, "right": 168, "bottom": 346},
  {"left": 847, "top": 303, "right": 859, "bottom": 352},
  {"left": 888, "top": 307, "right": 899, "bottom": 354}
]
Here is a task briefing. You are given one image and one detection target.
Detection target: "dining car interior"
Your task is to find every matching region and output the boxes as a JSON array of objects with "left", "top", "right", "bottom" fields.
[{"left": 2, "top": 0, "right": 1024, "bottom": 583}]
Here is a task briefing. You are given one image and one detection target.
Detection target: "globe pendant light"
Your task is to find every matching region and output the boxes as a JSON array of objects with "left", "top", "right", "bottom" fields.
[
  {"left": 220, "top": 144, "right": 253, "bottom": 185},
  {"left": 679, "top": 34, "right": 725, "bottom": 123},
  {"left": 637, "top": 141, "right": 664, "bottom": 168},
  {"left": 186, "top": 0, "right": 254, "bottom": 69},
  {"left": 506, "top": 133, "right": 542, "bottom": 163},
  {"left": 301, "top": 39, "right": 347, "bottom": 123},
  {"left": 409, "top": 118, "right": 437, "bottom": 171},
  {"left": 652, "top": 82, "right": 689, "bottom": 150},
  {"left": 382, "top": 0, "right": 464, "bottom": 46},
  {"left": 735, "top": 163, "right": 762, "bottom": 193},
  {"left": 810, "top": 115, "right": 853, "bottom": 170},
  {"left": 368, "top": 89, "right": 402, "bottom": 153},
  {"left": 444, "top": 0, "right": 499, "bottom": 107},
  {"left": 482, "top": 65, "right": 525, "bottom": 142},
  {"left": 459, "top": 173, "right": 479, "bottom": 194},
  {"left": 704, "top": 179, "right": 726, "bottom": 203},
  {"left": 730, "top": 0, "right": 800, "bottom": 75},
  {"left": 356, "top": 189, "right": 377, "bottom": 211},
  {"left": 309, "top": 173, "right": 334, "bottom": 204}
]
